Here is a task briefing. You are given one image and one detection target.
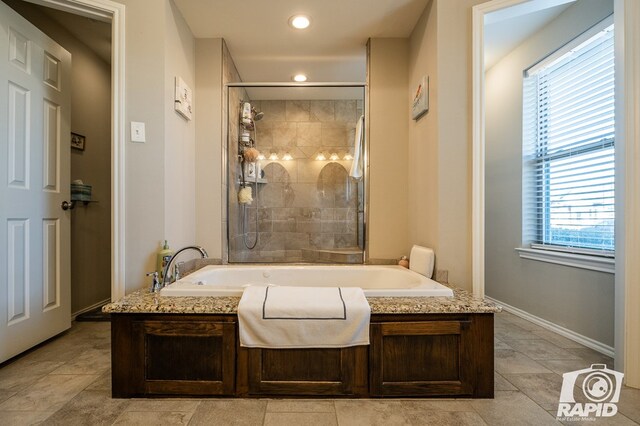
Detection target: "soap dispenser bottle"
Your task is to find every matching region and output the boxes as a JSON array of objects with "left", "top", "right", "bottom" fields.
[{"left": 157, "top": 240, "right": 173, "bottom": 279}]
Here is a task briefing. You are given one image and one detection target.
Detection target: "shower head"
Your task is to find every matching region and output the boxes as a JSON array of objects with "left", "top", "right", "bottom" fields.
[{"left": 252, "top": 108, "right": 264, "bottom": 121}]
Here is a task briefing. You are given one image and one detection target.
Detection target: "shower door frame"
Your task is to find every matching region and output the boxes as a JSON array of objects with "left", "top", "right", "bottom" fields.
[{"left": 224, "top": 82, "right": 369, "bottom": 264}]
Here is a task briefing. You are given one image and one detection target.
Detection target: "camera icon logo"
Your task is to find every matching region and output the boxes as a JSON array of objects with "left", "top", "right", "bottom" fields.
[{"left": 557, "top": 364, "right": 624, "bottom": 419}]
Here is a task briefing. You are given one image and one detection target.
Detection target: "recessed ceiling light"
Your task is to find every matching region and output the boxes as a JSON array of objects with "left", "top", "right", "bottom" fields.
[
  {"left": 293, "top": 74, "right": 307, "bottom": 82},
  {"left": 289, "top": 15, "right": 310, "bottom": 29}
]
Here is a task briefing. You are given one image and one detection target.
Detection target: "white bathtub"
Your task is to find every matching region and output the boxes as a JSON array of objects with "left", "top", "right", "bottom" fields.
[{"left": 160, "top": 264, "right": 454, "bottom": 297}]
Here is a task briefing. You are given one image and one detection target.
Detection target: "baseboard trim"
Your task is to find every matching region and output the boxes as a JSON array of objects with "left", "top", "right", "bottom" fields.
[
  {"left": 71, "top": 298, "right": 111, "bottom": 321},
  {"left": 486, "top": 296, "right": 615, "bottom": 358}
]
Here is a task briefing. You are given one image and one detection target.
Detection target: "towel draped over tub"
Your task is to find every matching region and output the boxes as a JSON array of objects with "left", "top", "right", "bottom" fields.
[{"left": 237, "top": 285, "right": 371, "bottom": 348}]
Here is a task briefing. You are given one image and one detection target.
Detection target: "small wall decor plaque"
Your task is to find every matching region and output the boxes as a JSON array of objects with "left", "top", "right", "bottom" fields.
[
  {"left": 71, "top": 132, "right": 85, "bottom": 151},
  {"left": 174, "top": 76, "right": 193, "bottom": 120},
  {"left": 412, "top": 75, "right": 429, "bottom": 120}
]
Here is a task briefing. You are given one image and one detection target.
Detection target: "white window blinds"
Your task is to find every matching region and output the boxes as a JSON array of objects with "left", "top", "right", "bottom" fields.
[{"left": 523, "top": 19, "right": 615, "bottom": 254}]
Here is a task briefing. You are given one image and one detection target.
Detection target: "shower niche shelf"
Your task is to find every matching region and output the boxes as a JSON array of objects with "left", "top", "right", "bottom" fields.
[{"left": 238, "top": 178, "right": 268, "bottom": 185}]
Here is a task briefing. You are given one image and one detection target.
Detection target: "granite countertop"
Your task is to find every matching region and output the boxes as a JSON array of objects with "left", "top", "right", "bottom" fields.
[{"left": 103, "top": 284, "right": 501, "bottom": 315}]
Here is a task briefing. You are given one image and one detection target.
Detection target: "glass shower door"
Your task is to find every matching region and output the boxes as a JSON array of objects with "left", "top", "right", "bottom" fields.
[{"left": 227, "top": 85, "right": 365, "bottom": 264}]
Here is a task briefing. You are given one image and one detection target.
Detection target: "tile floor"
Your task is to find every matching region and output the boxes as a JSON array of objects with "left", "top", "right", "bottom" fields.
[{"left": 0, "top": 311, "right": 638, "bottom": 425}]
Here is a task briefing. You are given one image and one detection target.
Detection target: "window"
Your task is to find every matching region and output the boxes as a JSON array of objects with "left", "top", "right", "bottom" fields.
[{"left": 522, "top": 18, "right": 615, "bottom": 257}]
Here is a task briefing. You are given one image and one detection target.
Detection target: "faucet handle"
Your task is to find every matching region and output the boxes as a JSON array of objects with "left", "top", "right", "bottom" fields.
[{"left": 146, "top": 271, "right": 160, "bottom": 293}]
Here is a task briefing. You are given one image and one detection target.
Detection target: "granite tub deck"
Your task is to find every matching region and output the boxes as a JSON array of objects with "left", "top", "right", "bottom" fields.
[
  {"left": 105, "top": 285, "right": 500, "bottom": 399},
  {"left": 103, "top": 285, "right": 500, "bottom": 315}
]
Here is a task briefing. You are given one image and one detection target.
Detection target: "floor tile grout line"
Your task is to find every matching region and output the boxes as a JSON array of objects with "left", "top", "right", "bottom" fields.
[
  {"left": 1, "top": 314, "right": 623, "bottom": 425},
  {"left": 496, "top": 314, "right": 606, "bottom": 424}
]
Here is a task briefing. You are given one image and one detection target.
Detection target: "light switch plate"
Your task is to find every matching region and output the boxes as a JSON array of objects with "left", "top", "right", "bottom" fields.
[{"left": 131, "top": 121, "right": 146, "bottom": 142}]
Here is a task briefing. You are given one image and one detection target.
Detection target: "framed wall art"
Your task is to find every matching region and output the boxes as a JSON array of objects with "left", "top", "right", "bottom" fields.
[
  {"left": 412, "top": 75, "right": 429, "bottom": 120},
  {"left": 71, "top": 132, "right": 85, "bottom": 151}
]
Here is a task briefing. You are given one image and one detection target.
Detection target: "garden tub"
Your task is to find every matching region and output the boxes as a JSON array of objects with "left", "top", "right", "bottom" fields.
[{"left": 160, "top": 264, "right": 453, "bottom": 297}]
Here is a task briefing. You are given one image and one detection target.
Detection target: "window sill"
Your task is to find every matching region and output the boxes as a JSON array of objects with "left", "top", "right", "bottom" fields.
[{"left": 515, "top": 247, "right": 615, "bottom": 274}]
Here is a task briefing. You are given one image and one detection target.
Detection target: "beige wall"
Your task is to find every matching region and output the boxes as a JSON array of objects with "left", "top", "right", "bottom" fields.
[
  {"left": 3, "top": 0, "right": 112, "bottom": 313},
  {"left": 66, "top": 23, "right": 112, "bottom": 313},
  {"left": 114, "top": 0, "right": 167, "bottom": 292},
  {"left": 367, "top": 38, "right": 409, "bottom": 260},
  {"left": 434, "top": 0, "right": 482, "bottom": 289},
  {"left": 406, "top": 0, "right": 486, "bottom": 290},
  {"left": 110, "top": 0, "right": 198, "bottom": 292},
  {"left": 408, "top": 0, "right": 439, "bottom": 263},
  {"left": 367, "top": 0, "right": 481, "bottom": 282},
  {"left": 195, "top": 39, "right": 223, "bottom": 260},
  {"left": 164, "top": 0, "right": 196, "bottom": 250}
]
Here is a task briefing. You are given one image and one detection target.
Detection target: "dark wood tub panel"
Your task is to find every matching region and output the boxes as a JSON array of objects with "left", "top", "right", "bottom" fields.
[{"left": 111, "top": 313, "right": 493, "bottom": 398}]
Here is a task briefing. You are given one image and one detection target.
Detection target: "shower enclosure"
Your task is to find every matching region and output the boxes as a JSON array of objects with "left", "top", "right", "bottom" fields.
[{"left": 226, "top": 84, "right": 366, "bottom": 263}]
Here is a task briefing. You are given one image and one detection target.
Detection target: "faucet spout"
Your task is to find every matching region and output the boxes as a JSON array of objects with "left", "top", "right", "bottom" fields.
[{"left": 161, "top": 245, "right": 208, "bottom": 289}]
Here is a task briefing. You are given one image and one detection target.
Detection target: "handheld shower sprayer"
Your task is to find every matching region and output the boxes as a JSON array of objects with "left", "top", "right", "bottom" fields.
[{"left": 240, "top": 102, "right": 264, "bottom": 128}]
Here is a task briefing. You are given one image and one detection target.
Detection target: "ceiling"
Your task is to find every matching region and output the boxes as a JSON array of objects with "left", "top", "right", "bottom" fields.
[
  {"left": 10, "top": 0, "right": 581, "bottom": 83},
  {"left": 174, "top": 0, "right": 430, "bottom": 83},
  {"left": 484, "top": 1, "right": 574, "bottom": 70}
]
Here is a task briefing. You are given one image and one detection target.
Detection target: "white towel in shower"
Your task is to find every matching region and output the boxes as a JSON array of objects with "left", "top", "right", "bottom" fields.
[
  {"left": 238, "top": 285, "right": 371, "bottom": 348},
  {"left": 349, "top": 115, "right": 365, "bottom": 179}
]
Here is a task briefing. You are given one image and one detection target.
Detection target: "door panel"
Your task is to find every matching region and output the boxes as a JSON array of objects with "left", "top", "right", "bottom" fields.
[
  {"left": 7, "top": 81, "right": 29, "bottom": 188},
  {"left": 0, "top": 1, "right": 71, "bottom": 362},
  {"left": 42, "top": 218, "right": 59, "bottom": 311},
  {"left": 8, "top": 27, "right": 30, "bottom": 73},
  {"left": 43, "top": 99, "right": 60, "bottom": 192},
  {"left": 7, "top": 218, "right": 29, "bottom": 325}
]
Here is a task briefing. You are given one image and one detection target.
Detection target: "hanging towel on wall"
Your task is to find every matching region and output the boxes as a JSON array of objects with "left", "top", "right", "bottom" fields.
[
  {"left": 349, "top": 115, "right": 365, "bottom": 179},
  {"left": 238, "top": 285, "right": 371, "bottom": 348}
]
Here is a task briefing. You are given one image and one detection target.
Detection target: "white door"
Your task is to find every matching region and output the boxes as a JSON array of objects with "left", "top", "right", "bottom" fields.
[{"left": 0, "top": 2, "right": 71, "bottom": 363}]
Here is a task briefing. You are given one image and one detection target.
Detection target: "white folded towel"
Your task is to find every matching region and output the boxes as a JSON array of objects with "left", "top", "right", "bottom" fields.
[
  {"left": 349, "top": 115, "right": 364, "bottom": 179},
  {"left": 238, "top": 286, "right": 371, "bottom": 349}
]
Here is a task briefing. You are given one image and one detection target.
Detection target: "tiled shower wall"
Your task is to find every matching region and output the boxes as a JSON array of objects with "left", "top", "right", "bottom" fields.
[{"left": 228, "top": 98, "right": 364, "bottom": 263}]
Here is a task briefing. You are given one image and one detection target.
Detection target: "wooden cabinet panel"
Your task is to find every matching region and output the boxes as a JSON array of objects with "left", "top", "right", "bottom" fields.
[
  {"left": 370, "top": 317, "right": 493, "bottom": 397},
  {"left": 244, "top": 346, "right": 368, "bottom": 396},
  {"left": 111, "top": 313, "right": 493, "bottom": 398},
  {"left": 382, "top": 334, "right": 460, "bottom": 382},
  {"left": 112, "top": 316, "right": 236, "bottom": 397}
]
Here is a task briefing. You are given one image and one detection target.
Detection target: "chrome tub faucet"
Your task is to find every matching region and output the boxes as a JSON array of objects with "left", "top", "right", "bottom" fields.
[{"left": 160, "top": 245, "right": 208, "bottom": 289}]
